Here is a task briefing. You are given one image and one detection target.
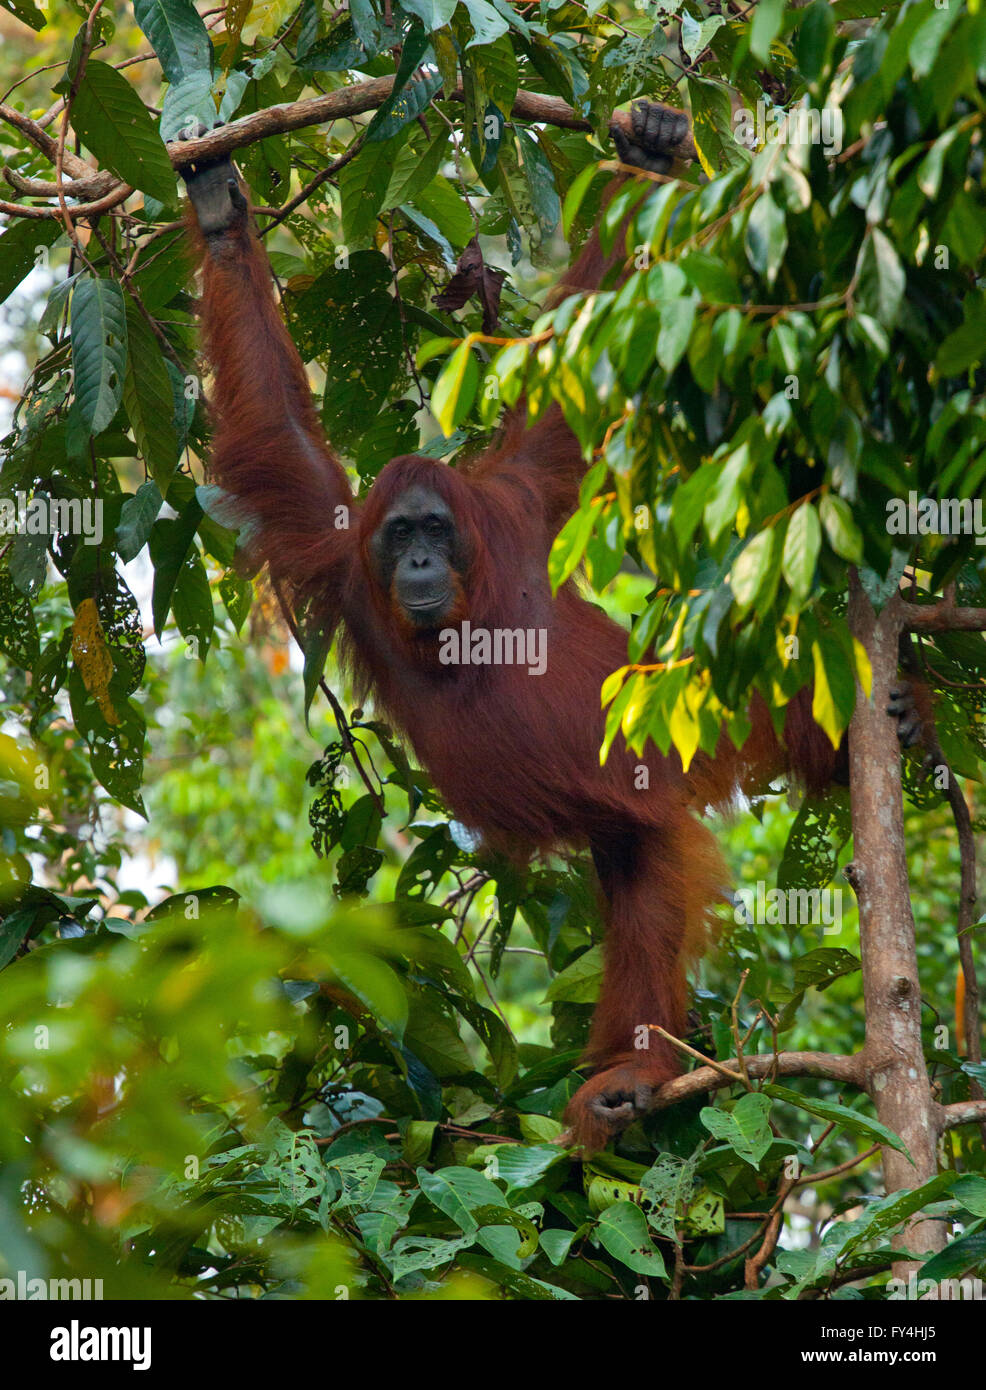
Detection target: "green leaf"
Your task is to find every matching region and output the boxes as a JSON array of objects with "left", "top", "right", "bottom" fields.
[
  {"left": 916, "top": 125, "right": 961, "bottom": 200},
  {"left": 762, "top": 1084, "right": 917, "bottom": 1150},
  {"left": 122, "top": 299, "right": 178, "bottom": 491},
  {"left": 72, "top": 61, "right": 178, "bottom": 206},
  {"left": 819, "top": 493, "right": 863, "bottom": 563},
  {"left": 935, "top": 294, "right": 986, "bottom": 376},
  {"left": 681, "top": 12, "right": 725, "bottom": 61},
  {"left": 116, "top": 481, "right": 164, "bottom": 563},
  {"left": 365, "top": 26, "right": 441, "bottom": 143},
  {"left": 952, "top": 1174, "right": 986, "bottom": 1218},
  {"left": 517, "top": 128, "right": 560, "bottom": 239},
  {"left": 387, "top": 1234, "right": 473, "bottom": 1280},
  {"left": 700, "top": 1092, "right": 773, "bottom": 1169},
  {"left": 657, "top": 297, "right": 698, "bottom": 374},
  {"left": 332, "top": 952, "right": 408, "bottom": 1042},
  {"left": 782, "top": 502, "right": 822, "bottom": 604},
  {"left": 543, "top": 944, "right": 602, "bottom": 1004},
  {"left": 680, "top": 251, "right": 739, "bottom": 304},
  {"left": 149, "top": 494, "right": 202, "bottom": 639},
  {"left": 595, "top": 1201, "right": 667, "bottom": 1276},
  {"left": 745, "top": 193, "right": 787, "bottom": 287},
  {"left": 687, "top": 76, "right": 737, "bottom": 179},
  {"left": 9, "top": 530, "right": 46, "bottom": 599},
  {"left": 385, "top": 132, "right": 448, "bottom": 209},
  {"left": 462, "top": 0, "right": 509, "bottom": 46},
  {"left": 0, "top": 569, "right": 40, "bottom": 668},
  {"left": 71, "top": 278, "right": 129, "bottom": 437},
  {"left": 548, "top": 498, "right": 602, "bottom": 590},
  {"left": 69, "top": 669, "right": 147, "bottom": 818},
  {"left": 704, "top": 444, "right": 751, "bottom": 545},
  {"left": 172, "top": 551, "right": 214, "bottom": 658},
  {"left": 159, "top": 69, "right": 217, "bottom": 144},
  {"left": 731, "top": 527, "right": 777, "bottom": 616},
  {"left": 416, "top": 1166, "right": 506, "bottom": 1233},
  {"left": 856, "top": 227, "right": 905, "bottom": 329},
  {"left": 340, "top": 138, "right": 402, "bottom": 248},
  {"left": 431, "top": 339, "right": 479, "bottom": 436},
  {"left": 796, "top": 0, "right": 835, "bottom": 84},
  {"left": 750, "top": 0, "right": 786, "bottom": 62},
  {"left": 918, "top": 1229, "right": 986, "bottom": 1284},
  {"left": 471, "top": 34, "right": 518, "bottom": 113},
  {"left": 474, "top": 1144, "right": 564, "bottom": 1193},
  {"left": 0, "top": 219, "right": 62, "bottom": 304},
  {"left": 134, "top": 0, "right": 214, "bottom": 84},
  {"left": 409, "top": 176, "right": 475, "bottom": 249},
  {"left": 562, "top": 161, "right": 604, "bottom": 239},
  {"left": 1, "top": 0, "right": 45, "bottom": 31},
  {"left": 299, "top": 14, "right": 400, "bottom": 71},
  {"left": 401, "top": 0, "right": 457, "bottom": 31},
  {"left": 837, "top": 1176, "right": 955, "bottom": 1261}
]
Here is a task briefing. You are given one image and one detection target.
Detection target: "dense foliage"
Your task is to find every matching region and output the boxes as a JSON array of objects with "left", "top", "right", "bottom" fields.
[{"left": 0, "top": 0, "right": 984, "bottom": 1300}]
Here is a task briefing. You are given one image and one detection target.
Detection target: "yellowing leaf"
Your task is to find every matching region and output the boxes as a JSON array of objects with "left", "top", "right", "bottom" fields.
[
  {"left": 851, "top": 636, "right": 873, "bottom": 700},
  {"left": 71, "top": 598, "right": 118, "bottom": 726},
  {"left": 669, "top": 687, "right": 701, "bottom": 772},
  {"left": 431, "top": 339, "right": 479, "bottom": 437},
  {"left": 811, "top": 634, "right": 855, "bottom": 749},
  {"left": 601, "top": 665, "right": 629, "bottom": 707},
  {"left": 242, "top": 0, "right": 296, "bottom": 42}
]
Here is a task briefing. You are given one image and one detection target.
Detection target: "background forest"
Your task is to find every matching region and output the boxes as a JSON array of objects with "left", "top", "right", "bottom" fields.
[{"left": 1, "top": 0, "right": 985, "bottom": 1302}]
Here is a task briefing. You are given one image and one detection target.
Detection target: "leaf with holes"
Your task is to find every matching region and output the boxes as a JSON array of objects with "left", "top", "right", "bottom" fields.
[
  {"left": 595, "top": 1202, "right": 668, "bottom": 1276},
  {"left": 701, "top": 1092, "right": 773, "bottom": 1169}
]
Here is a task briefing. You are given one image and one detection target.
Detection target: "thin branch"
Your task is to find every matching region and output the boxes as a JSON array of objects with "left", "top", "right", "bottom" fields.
[
  {"left": 648, "top": 1024, "right": 749, "bottom": 1085},
  {"left": 53, "top": 0, "right": 107, "bottom": 260},
  {"left": 794, "top": 1143, "right": 880, "bottom": 1187},
  {"left": 259, "top": 139, "right": 364, "bottom": 236},
  {"left": 270, "top": 578, "right": 386, "bottom": 817}
]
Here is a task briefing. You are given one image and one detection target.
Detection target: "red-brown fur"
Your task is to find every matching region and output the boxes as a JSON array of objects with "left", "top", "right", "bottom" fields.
[{"left": 190, "top": 179, "right": 839, "bottom": 1152}]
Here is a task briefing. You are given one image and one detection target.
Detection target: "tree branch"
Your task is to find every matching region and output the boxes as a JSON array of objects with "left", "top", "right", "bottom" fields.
[
  {"left": 1, "top": 77, "right": 597, "bottom": 220},
  {"left": 647, "top": 1049, "right": 864, "bottom": 1111},
  {"left": 904, "top": 600, "right": 986, "bottom": 632},
  {"left": 163, "top": 80, "right": 595, "bottom": 171},
  {"left": 3, "top": 163, "right": 117, "bottom": 201},
  {"left": 939, "top": 1097, "right": 986, "bottom": 1131}
]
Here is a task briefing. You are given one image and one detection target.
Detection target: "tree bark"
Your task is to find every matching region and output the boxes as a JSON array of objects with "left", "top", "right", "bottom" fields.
[
  {"left": 648, "top": 1048, "right": 863, "bottom": 1110},
  {"left": 846, "top": 575, "right": 945, "bottom": 1267}
]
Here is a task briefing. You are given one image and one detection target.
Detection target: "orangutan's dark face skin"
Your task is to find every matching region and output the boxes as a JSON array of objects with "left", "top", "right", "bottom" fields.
[{"left": 369, "top": 484, "right": 466, "bottom": 628}]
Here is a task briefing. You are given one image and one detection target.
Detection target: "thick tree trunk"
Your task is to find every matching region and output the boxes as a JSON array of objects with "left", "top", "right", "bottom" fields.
[{"left": 846, "top": 576, "right": 945, "bottom": 1267}]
